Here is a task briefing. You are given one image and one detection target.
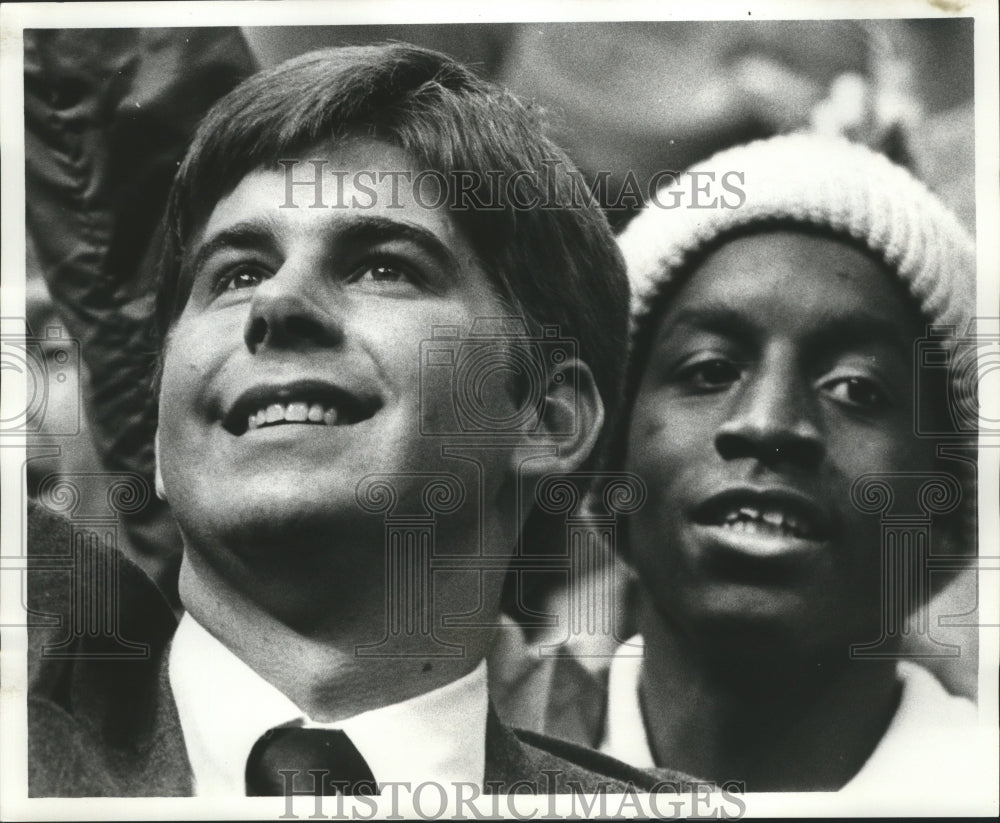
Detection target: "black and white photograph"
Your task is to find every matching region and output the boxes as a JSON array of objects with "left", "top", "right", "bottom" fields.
[{"left": 1, "top": 1, "right": 997, "bottom": 819}]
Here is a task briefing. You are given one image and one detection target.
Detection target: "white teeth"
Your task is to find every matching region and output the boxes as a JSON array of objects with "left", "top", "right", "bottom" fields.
[
  {"left": 718, "top": 504, "right": 813, "bottom": 539},
  {"left": 762, "top": 510, "right": 783, "bottom": 527},
  {"left": 286, "top": 402, "right": 308, "bottom": 422},
  {"left": 245, "top": 400, "right": 344, "bottom": 430}
]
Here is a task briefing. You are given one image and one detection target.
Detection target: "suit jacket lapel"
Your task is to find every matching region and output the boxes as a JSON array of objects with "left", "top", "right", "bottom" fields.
[
  {"left": 483, "top": 703, "right": 673, "bottom": 793},
  {"left": 542, "top": 656, "right": 609, "bottom": 749}
]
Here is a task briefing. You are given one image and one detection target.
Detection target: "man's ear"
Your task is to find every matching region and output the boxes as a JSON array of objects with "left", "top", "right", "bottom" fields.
[
  {"left": 154, "top": 429, "right": 167, "bottom": 501},
  {"left": 512, "top": 357, "right": 605, "bottom": 479}
]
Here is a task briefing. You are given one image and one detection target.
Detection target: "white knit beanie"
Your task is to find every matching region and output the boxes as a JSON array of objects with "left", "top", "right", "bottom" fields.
[{"left": 619, "top": 132, "right": 976, "bottom": 339}]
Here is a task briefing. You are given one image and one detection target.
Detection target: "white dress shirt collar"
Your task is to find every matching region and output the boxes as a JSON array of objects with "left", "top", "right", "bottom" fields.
[
  {"left": 169, "top": 612, "right": 488, "bottom": 796},
  {"left": 599, "top": 635, "right": 980, "bottom": 794},
  {"left": 840, "top": 660, "right": 978, "bottom": 795},
  {"left": 598, "top": 634, "right": 656, "bottom": 768}
]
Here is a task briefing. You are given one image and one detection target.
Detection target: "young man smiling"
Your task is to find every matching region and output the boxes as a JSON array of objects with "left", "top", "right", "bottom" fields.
[
  {"left": 26, "top": 44, "right": 690, "bottom": 798},
  {"left": 589, "top": 133, "right": 979, "bottom": 793}
]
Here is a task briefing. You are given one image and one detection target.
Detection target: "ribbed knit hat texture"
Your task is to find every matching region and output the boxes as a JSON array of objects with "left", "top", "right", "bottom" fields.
[{"left": 619, "top": 132, "right": 976, "bottom": 339}]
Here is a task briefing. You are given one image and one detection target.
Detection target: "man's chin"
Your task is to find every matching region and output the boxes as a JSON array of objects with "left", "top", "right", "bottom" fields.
[
  {"left": 176, "top": 494, "right": 381, "bottom": 562},
  {"left": 179, "top": 544, "right": 387, "bottom": 638},
  {"left": 664, "top": 594, "right": 873, "bottom": 666}
]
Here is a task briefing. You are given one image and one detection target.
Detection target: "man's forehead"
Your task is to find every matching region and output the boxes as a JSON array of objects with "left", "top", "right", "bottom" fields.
[
  {"left": 202, "top": 141, "right": 408, "bottom": 219},
  {"left": 187, "top": 139, "right": 471, "bottom": 261},
  {"left": 651, "top": 231, "right": 924, "bottom": 350}
]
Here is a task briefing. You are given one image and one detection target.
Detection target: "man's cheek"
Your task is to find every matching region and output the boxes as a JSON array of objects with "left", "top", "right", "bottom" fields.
[
  {"left": 630, "top": 423, "right": 688, "bottom": 475},
  {"left": 843, "top": 432, "right": 924, "bottom": 477}
]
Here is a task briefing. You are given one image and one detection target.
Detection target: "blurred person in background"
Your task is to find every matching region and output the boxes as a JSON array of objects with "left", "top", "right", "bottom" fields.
[{"left": 24, "top": 27, "right": 259, "bottom": 605}]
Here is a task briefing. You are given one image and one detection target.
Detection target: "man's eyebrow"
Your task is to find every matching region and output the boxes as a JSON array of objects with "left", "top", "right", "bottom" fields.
[
  {"left": 659, "top": 303, "right": 914, "bottom": 356},
  {"left": 658, "top": 305, "right": 760, "bottom": 342},
  {"left": 805, "top": 313, "right": 915, "bottom": 358},
  {"left": 186, "top": 216, "right": 281, "bottom": 278},
  {"left": 187, "top": 214, "right": 463, "bottom": 279},
  {"left": 332, "top": 215, "right": 461, "bottom": 275}
]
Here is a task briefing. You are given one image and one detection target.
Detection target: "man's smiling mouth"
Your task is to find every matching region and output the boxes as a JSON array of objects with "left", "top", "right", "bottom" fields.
[
  {"left": 691, "top": 487, "right": 830, "bottom": 554},
  {"left": 223, "top": 380, "right": 383, "bottom": 435}
]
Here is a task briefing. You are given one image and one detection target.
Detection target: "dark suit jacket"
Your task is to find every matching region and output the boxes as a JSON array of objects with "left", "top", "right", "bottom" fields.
[{"left": 25, "top": 501, "right": 691, "bottom": 796}]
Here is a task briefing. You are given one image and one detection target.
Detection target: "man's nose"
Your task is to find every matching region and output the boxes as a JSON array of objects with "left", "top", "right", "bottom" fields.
[
  {"left": 243, "top": 263, "right": 345, "bottom": 354},
  {"left": 714, "top": 359, "right": 825, "bottom": 470}
]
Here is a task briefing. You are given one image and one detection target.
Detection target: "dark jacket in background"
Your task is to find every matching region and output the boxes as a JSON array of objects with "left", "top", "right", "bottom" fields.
[{"left": 23, "top": 28, "right": 258, "bottom": 606}]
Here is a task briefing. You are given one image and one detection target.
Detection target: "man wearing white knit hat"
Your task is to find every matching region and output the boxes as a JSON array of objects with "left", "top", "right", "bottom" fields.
[{"left": 593, "top": 133, "right": 980, "bottom": 793}]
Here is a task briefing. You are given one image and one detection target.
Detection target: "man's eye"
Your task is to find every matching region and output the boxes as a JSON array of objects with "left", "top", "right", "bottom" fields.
[
  {"left": 824, "top": 376, "right": 890, "bottom": 410},
  {"left": 348, "top": 261, "right": 421, "bottom": 291},
  {"left": 675, "top": 358, "right": 741, "bottom": 391},
  {"left": 363, "top": 265, "right": 405, "bottom": 282},
  {"left": 217, "top": 266, "right": 269, "bottom": 293}
]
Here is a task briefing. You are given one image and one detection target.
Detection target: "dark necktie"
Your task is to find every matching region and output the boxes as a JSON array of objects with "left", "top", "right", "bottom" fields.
[{"left": 245, "top": 727, "right": 378, "bottom": 796}]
